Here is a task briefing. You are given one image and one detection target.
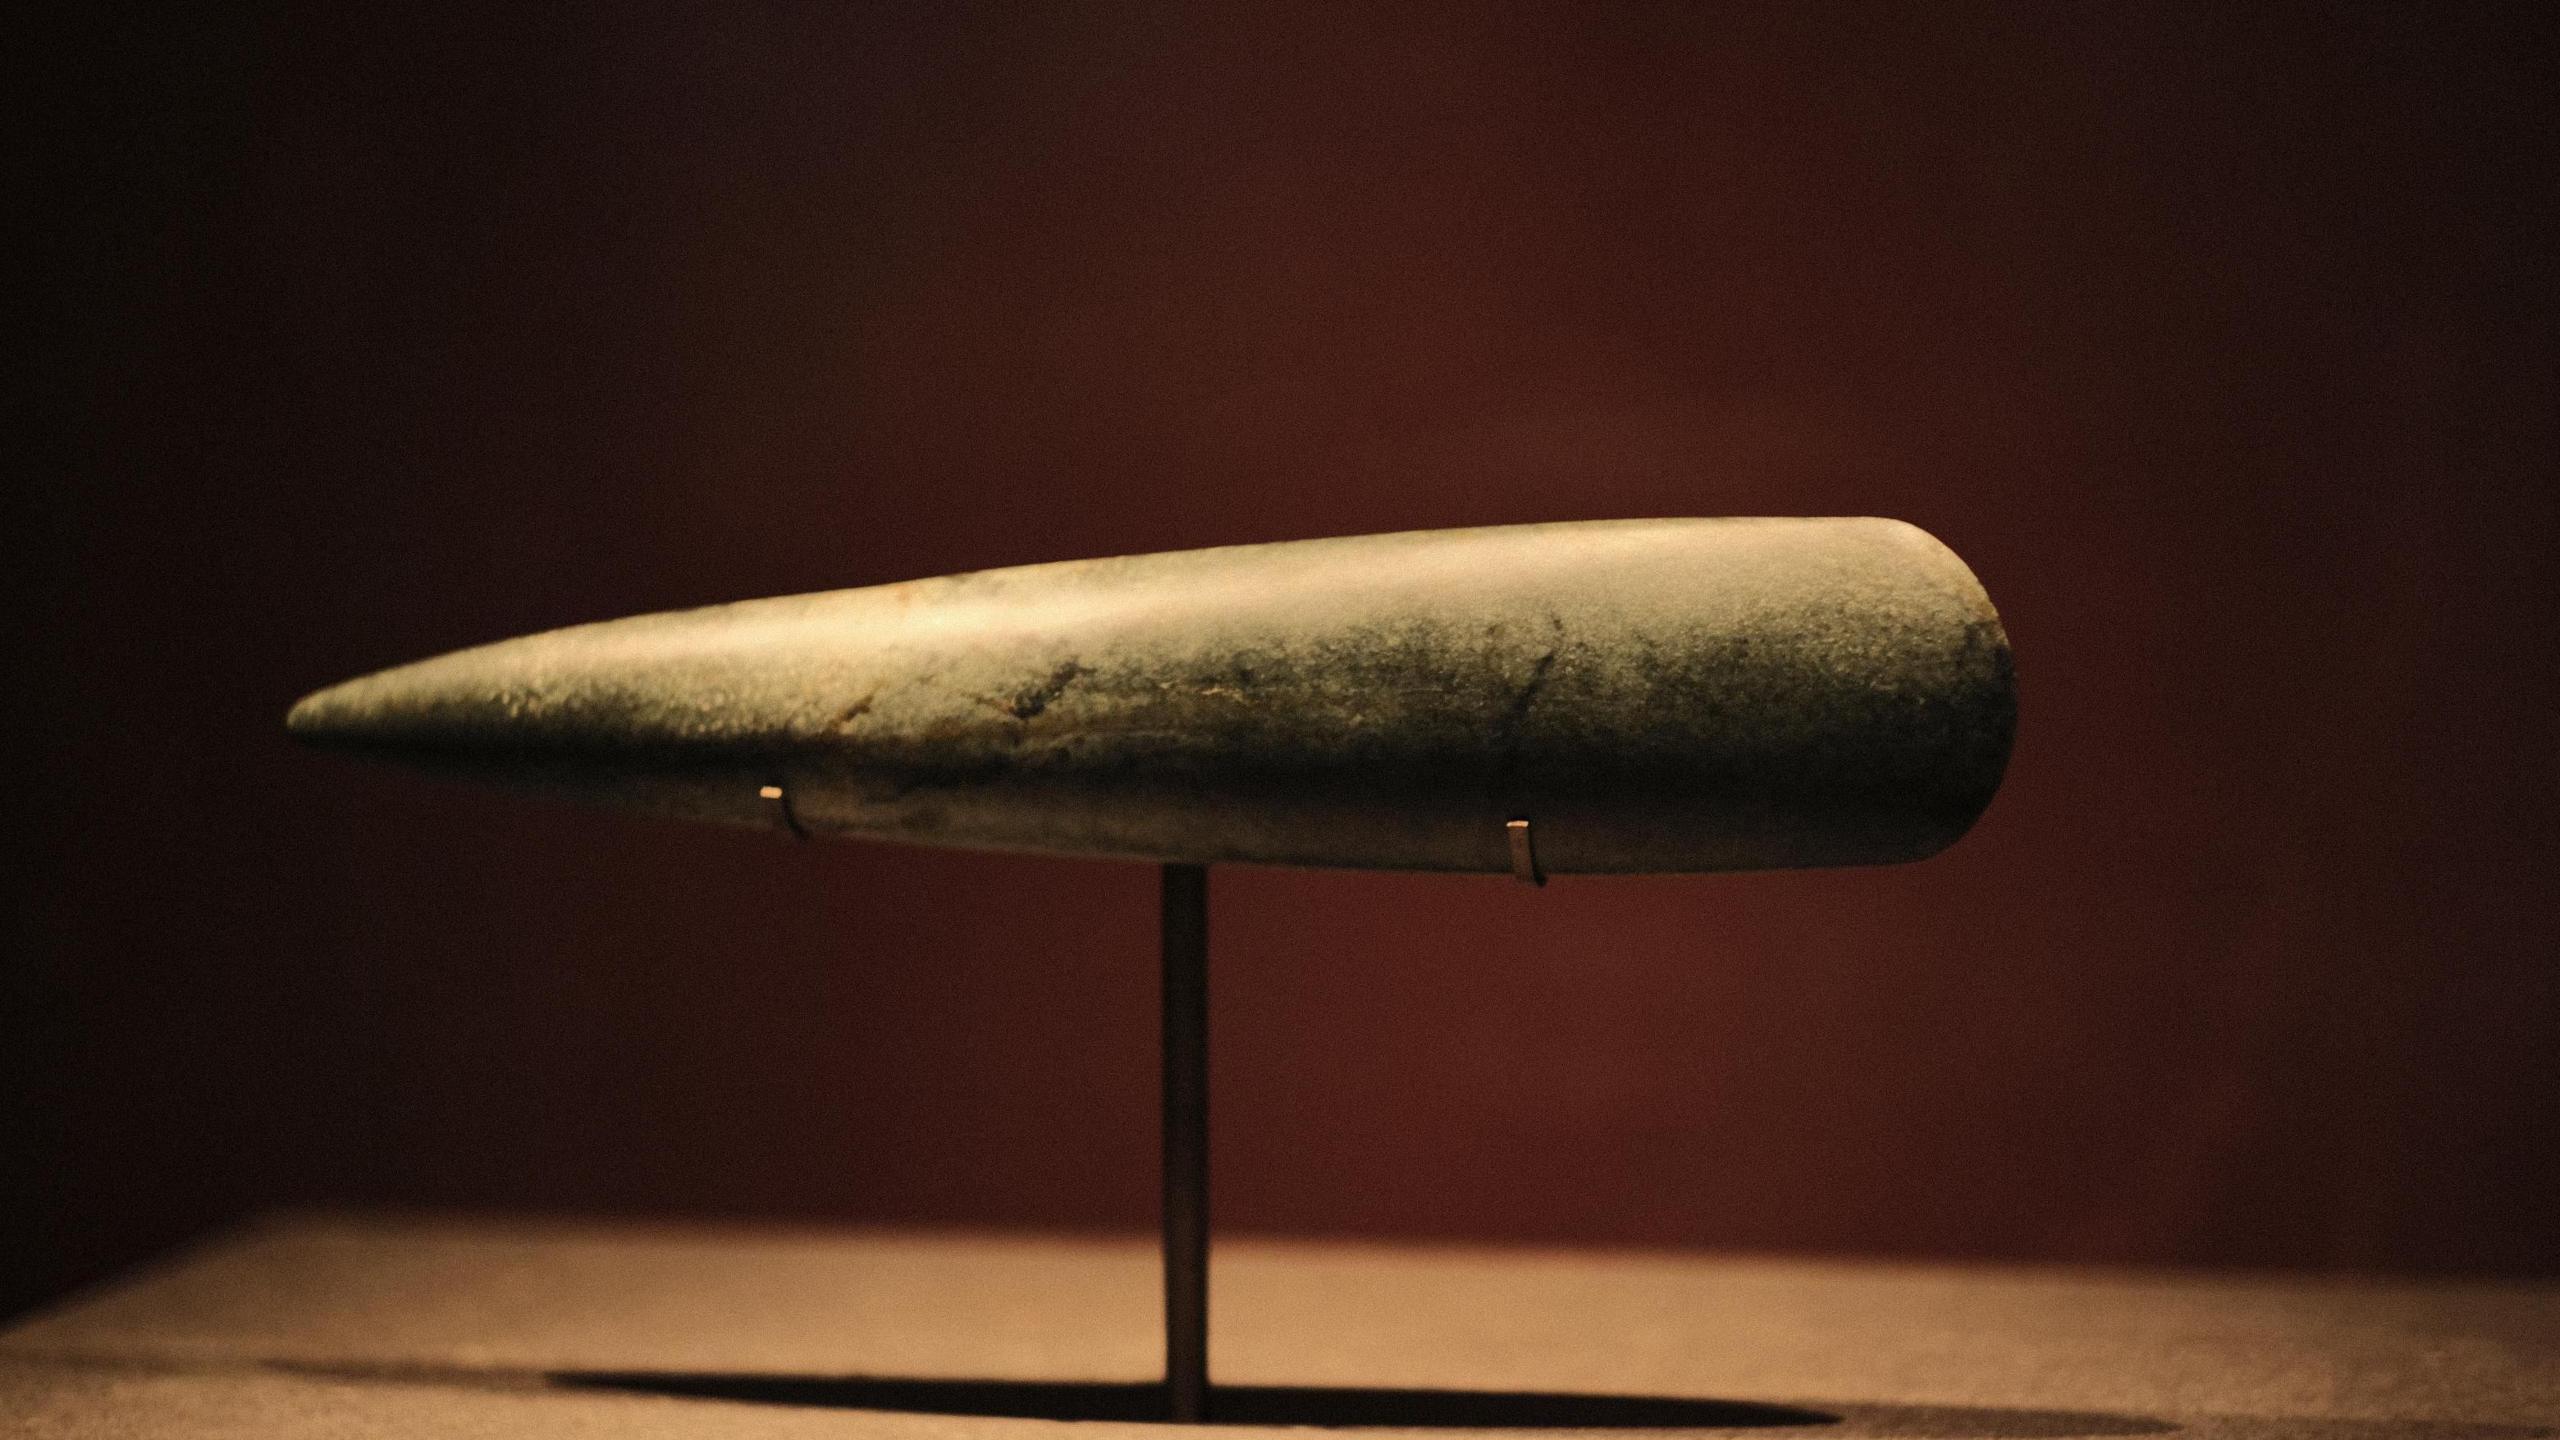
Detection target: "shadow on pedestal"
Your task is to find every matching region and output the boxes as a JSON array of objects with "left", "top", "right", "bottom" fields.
[{"left": 555, "top": 1372, "right": 2179, "bottom": 1436}]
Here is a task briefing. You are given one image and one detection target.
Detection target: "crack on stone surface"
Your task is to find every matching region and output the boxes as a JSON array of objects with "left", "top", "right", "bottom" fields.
[
  {"left": 984, "top": 660, "right": 1088, "bottom": 721},
  {"left": 1502, "top": 648, "right": 1559, "bottom": 732},
  {"left": 1486, "top": 646, "right": 1560, "bottom": 810},
  {"left": 827, "top": 691, "right": 879, "bottom": 731}
]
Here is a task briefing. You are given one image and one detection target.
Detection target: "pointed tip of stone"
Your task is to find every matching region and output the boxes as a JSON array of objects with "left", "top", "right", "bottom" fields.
[
  {"left": 284, "top": 659, "right": 452, "bottom": 753},
  {"left": 284, "top": 679, "right": 357, "bottom": 745},
  {"left": 279, "top": 626, "right": 787, "bottom": 832}
]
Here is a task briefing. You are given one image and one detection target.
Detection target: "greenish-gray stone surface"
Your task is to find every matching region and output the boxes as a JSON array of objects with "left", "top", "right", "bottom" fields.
[{"left": 288, "top": 518, "right": 2015, "bottom": 873}]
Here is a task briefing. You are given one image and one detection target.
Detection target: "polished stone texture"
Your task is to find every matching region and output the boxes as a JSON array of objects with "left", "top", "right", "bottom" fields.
[{"left": 289, "top": 519, "right": 2014, "bottom": 873}]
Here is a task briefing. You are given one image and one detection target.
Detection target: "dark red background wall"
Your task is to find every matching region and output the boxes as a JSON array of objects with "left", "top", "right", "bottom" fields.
[{"left": 11, "top": 4, "right": 2554, "bottom": 1318}]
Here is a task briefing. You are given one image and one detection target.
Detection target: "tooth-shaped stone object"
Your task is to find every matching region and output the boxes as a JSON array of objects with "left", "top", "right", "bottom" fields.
[{"left": 289, "top": 518, "right": 2015, "bottom": 874}]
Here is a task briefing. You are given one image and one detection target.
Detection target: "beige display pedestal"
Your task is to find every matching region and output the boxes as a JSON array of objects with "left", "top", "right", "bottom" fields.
[{"left": 4, "top": 1214, "right": 2552, "bottom": 1437}]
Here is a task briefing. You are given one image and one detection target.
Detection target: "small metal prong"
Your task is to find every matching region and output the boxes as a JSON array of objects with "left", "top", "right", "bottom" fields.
[
  {"left": 1506, "top": 817, "right": 1544, "bottom": 886},
  {"left": 760, "top": 784, "right": 806, "bottom": 840}
]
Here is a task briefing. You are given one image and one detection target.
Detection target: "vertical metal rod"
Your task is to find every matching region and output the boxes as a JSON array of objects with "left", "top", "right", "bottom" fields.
[{"left": 1161, "top": 861, "right": 1210, "bottom": 1423}]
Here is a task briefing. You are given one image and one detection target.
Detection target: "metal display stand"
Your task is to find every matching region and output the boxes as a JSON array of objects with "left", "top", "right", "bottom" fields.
[
  {"left": 1153, "top": 827, "right": 1530, "bottom": 1420},
  {"left": 1160, "top": 863, "right": 1209, "bottom": 1421}
]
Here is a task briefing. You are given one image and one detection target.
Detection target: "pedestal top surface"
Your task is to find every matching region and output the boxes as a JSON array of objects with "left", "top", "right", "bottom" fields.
[{"left": 4, "top": 1214, "right": 2552, "bottom": 1437}]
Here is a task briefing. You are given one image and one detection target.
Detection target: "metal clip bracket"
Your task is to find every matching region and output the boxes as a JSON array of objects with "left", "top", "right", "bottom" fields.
[
  {"left": 1506, "top": 817, "right": 1545, "bottom": 886},
  {"left": 759, "top": 784, "right": 807, "bottom": 841}
]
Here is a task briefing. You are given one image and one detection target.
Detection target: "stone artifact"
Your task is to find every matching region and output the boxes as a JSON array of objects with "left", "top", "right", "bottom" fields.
[
  {"left": 288, "top": 515, "right": 2015, "bottom": 1421},
  {"left": 286, "top": 518, "right": 2014, "bottom": 874}
]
